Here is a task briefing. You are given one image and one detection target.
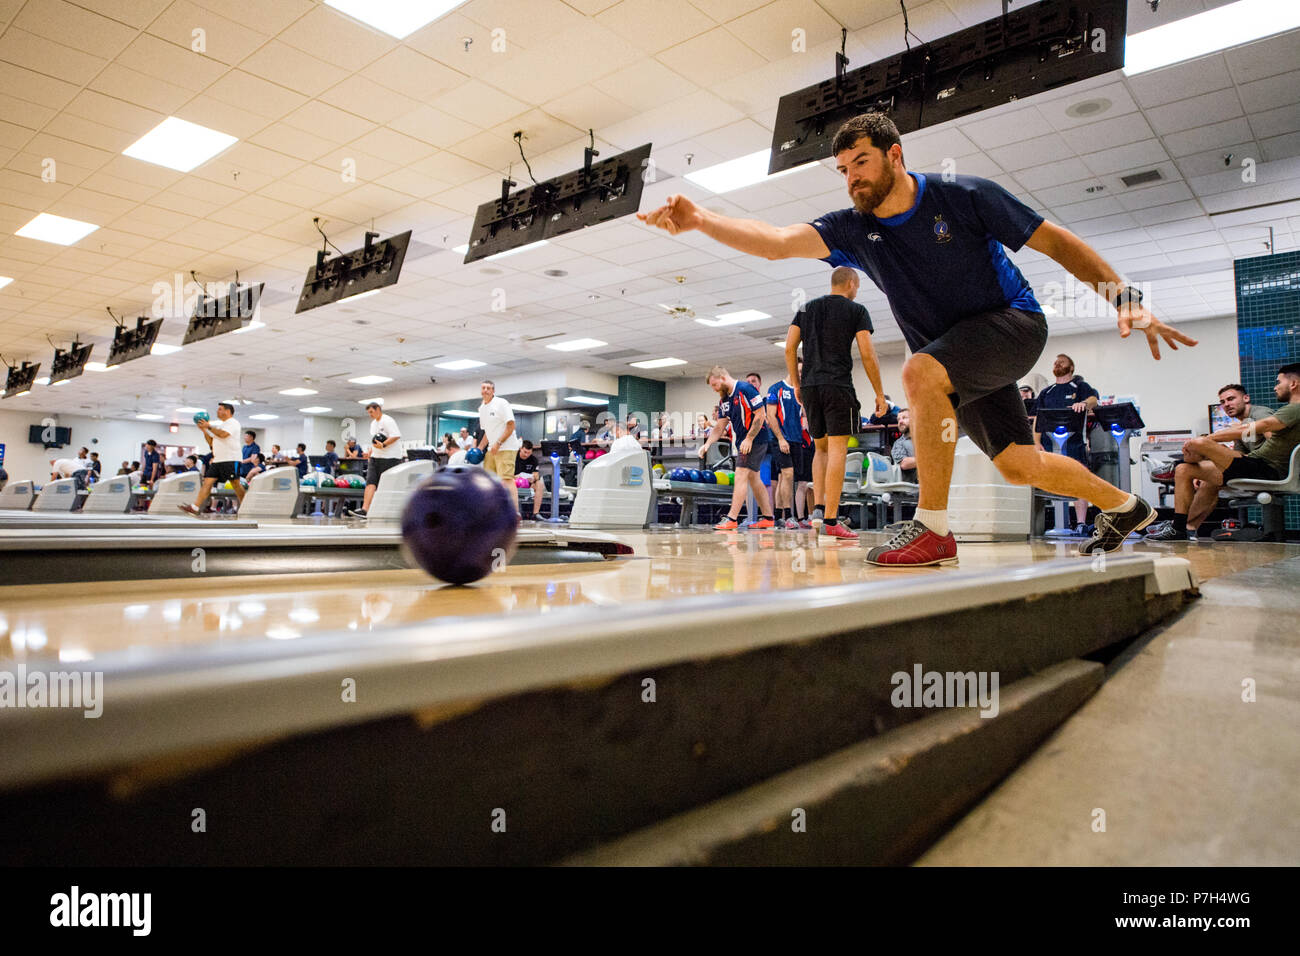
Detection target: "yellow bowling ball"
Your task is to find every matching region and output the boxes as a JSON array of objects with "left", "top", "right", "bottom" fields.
[
  {"left": 714, "top": 470, "right": 730, "bottom": 486},
  {"left": 847, "top": 436, "right": 860, "bottom": 448}
]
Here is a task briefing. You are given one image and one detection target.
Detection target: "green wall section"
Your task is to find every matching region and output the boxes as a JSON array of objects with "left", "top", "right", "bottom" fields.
[
  {"left": 617, "top": 375, "right": 666, "bottom": 427},
  {"left": 1234, "top": 251, "right": 1300, "bottom": 531}
]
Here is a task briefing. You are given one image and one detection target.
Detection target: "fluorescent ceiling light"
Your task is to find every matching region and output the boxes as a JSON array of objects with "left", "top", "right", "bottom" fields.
[
  {"left": 12, "top": 390, "right": 30, "bottom": 397},
  {"left": 299, "top": 406, "right": 332, "bottom": 414},
  {"left": 232, "top": 321, "right": 264, "bottom": 334},
  {"left": 279, "top": 387, "right": 318, "bottom": 396},
  {"left": 566, "top": 395, "right": 610, "bottom": 405},
  {"left": 696, "top": 309, "right": 770, "bottom": 328},
  {"left": 135, "top": 413, "right": 164, "bottom": 420},
  {"left": 348, "top": 375, "right": 392, "bottom": 385},
  {"left": 122, "top": 116, "right": 238, "bottom": 172},
  {"left": 357, "top": 397, "right": 383, "bottom": 405},
  {"left": 510, "top": 403, "right": 544, "bottom": 412},
  {"left": 0, "top": 276, "right": 12, "bottom": 290},
  {"left": 629, "top": 357, "right": 687, "bottom": 369},
  {"left": 547, "top": 338, "right": 607, "bottom": 352},
  {"left": 452, "top": 244, "right": 469, "bottom": 254},
  {"left": 51, "top": 379, "right": 69, "bottom": 386},
  {"left": 150, "top": 343, "right": 182, "bottom": 355},
  {"left": 35, "top": 377, "right": 50, "bottom": 385},
  {"left": 442, "top": 408, "right": 479, "bottom": 417},
  {"left": 15, "top": 213, "right": 99, "bottom": 246},
  {"left": 483, "top": 240, "right": 549, "bottom": 260},
  {"left": 249, "top": 414, "right": 278, "bottom": 421},
  {"left": 435, "top": 359, "right": 486, "bottom": 370},
  {"left": 684, "top": 150, "right": 810, "bottom": 194},
  {"left": 343, "top": 288, "right": 383, "bottom": 301},
  {"left": 323, "top": 0, "right": 466, "bottom": 39},
  {"left": 1123, "top": 0, "right": 1300, "bottom": 75},
  {"left": 175, "top": 406, "right": 204, "bottom": 413},
  {"left": 84, "top": 362, "right": 113, "bottom": 372}
]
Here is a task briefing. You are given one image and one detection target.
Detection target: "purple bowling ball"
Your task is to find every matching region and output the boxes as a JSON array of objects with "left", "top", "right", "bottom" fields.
[{"left": 401, "top": 466, "right": 518, "bottom": 584}]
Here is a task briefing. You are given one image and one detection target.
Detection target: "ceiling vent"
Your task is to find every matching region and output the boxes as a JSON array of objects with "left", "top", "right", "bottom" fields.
[{"left": 1120, "top": 169, "right": 1163, "bottom": 188}]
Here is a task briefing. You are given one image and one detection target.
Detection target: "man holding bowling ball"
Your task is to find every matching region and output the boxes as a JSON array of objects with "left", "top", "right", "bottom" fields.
[
  {"left": 477, "top": 379, "right": 523, "bottom": 513},
  {"left": 515, "top": 440, "right": 546, "bottom": 520},
  {"left": 348, "top": 401, "right": 403, "bottom": 519},
  {"left": 180, "top": 402, "right": 244, "bottom": 516}
]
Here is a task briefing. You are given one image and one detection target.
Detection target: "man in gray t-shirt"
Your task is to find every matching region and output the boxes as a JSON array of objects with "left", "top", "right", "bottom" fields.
[
  {"left": 1217, "top": 383, "right": 1272, "bottom": 454},
  {"left": 890, "top": 408, "right": 917, "bottom": 483}
]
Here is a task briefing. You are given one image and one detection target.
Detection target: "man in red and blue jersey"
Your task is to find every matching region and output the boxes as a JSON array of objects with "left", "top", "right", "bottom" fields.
[
  {"left": 766, "top": 372, "right": 808, "bottom": 530},
  {"left": 697, "top": 365, "right": 775, "bottom": 532}
]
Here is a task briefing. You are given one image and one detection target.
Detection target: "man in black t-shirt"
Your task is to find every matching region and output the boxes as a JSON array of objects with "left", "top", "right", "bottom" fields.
[
  {"left": 785, "top": 266, "right": 885, "bottom": 539},
  {"left": 515, "top": 440, "right": 546, "bottom": 519}
]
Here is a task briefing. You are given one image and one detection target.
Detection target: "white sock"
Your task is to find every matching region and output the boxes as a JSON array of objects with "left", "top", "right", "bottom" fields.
[
  {"left": 913, "top": 508, "right": 949, "bottom": 536},
  {"left": 1108, "top": 494, "right": 1138, "bottom": 514}
]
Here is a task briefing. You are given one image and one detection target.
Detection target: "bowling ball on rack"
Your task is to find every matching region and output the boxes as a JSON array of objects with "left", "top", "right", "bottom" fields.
[
  {"left": 701, "top": 470, "right": 717, "bottom": 484},
  {"left": 652, "top": 464, "right": 665, "bottom": 477},
  {"left": 192, "top": 410, "right": 209, "bottom": 424},
  {"left": 402, "top": 466, "right": 518, "bottom": 585},
  {"left": 336, "top": 477, "right": 350, "bottom": 488},
  {"left": 301, "top": 475, "right": 315, "bottom": 487},
  {"left": 670, "top": 468, "right": 687, "bottom": 481},
  {"left": 349, "top": 476, "right": 364, "bottom": 489},
  {"left": 465, "top": 447, "right": 485, "bottom": 465},
  {"left": 690, "top": 469, "right": 703, "bottom": 482}
]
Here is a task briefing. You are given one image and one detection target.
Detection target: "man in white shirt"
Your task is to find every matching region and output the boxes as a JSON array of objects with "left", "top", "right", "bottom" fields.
[
  {"left": 180, "top": 402, "right": 244, "bottom": 516},
  {"left": 349, "top": 401, "right": 403, "bottom": 519},
  {"left": 477, "top": 379, "right": 522, "bottom": 510},
  {"left": 457, "top": 427, "right": 475, "bottom": 449},
  {"left": 49, "top": 457, "right": 90, "bottom": 485}
]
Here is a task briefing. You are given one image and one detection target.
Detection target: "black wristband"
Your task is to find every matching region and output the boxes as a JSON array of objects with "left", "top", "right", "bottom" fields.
[{"left": 1111, "top": 285, "right": 1142, "bottom": 310}]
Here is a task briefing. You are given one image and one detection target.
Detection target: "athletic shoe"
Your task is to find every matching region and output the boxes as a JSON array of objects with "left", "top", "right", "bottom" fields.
[
  {"left": 1074, "top": 523, "right": 1089, "bottom": 537},
  {"left": 1077, "top": 497, "right": 1156, "bottom": 555},
  {"left": 798, "top": 518, "right": 814, "bottom": 529},
  {"left": 784, "top": 518, "right": 800, "bottom": 530},
  {"left": 346, "top": 507, "right": 368, "bottom": 519},
  {"left": 865, "top": 520, "right": 958, "bottom": 567},
  {"left": 1144, "top": 521, "right": 1184, "bottom": 541},
  {"left": 177, "top": 503, "right": 200, "bottom": 517},
  {"left": 822, "top": 522, "right": 858, "bottom": 540},
  {"left": 714, "top": 517, "right": 739, "bottom": 531},
  {"left": 749, "top": 517, "right": 775, "bottom": 530}
]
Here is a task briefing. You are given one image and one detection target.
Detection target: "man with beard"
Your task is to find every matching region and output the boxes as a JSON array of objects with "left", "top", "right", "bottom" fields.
[
  {"left": 640, "top": 111, "right": 1195, "bottom": 566},
  {"left": 1147, "top": 365, "right": 1300, "bottom": 541}
]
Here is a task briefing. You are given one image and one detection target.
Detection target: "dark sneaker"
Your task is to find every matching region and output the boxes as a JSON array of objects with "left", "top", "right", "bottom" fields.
[
  {"left": 865, "top": 520, "right": 958, "bottom": 567},
  {"left": 1077, "top": 497, "right": 1156, "bottom": 555},
  {"left": 783, "top": 518, "right": 800, "bottom": 530},
  {"left": 1144, "top": 520, "right": 1183, "bottom": 541},
  {"left": 346, "top": 507, "right": 368, "bottom": 519}
]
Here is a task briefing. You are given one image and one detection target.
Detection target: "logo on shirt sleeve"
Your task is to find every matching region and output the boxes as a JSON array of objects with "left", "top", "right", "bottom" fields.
[
  {"left": 867, "top": 232, "right": 882, "bottom": 242},
  {"left": 933, "top": 215, "right": 951, "bottom": 243}
]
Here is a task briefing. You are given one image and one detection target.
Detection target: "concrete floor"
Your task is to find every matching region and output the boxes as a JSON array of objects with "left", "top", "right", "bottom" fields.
[{"left": 919, "top": 551, "right": 1300, "bottom": 866}]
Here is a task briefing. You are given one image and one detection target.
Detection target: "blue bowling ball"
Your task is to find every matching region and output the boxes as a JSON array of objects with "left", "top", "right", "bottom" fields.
[
  {"left": 465, "top": 447, "right": 485, "bottom": 465},
  {"left": 670, "top": 468, "right": 686, "bottom": 481},
  {"left": 687, "top": 469, "right": 701, "bottom": 482},
  {"left": 701, "top": 470, "right": 717, "bottom": 484}
]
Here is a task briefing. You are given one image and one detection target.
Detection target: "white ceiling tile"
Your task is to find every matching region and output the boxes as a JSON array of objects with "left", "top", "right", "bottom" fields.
[
  {"left": 1080, "top": 138, "right": 1171, "bottom": 177},
  {"left": 146, "top": 0, "right": 269, "bottom": 66},
  {"left": 1015, "top": 158, "right": 1093, "bottom": 192},
  {"left": 89, "top": 63, "right": 193, "bottom": 115},
  {"left": 1261, "top": 131, "right": 1300, "bottom": 164},
  {"left": 722, "top": 0, "right": 843, "bottom": 61},
  {"left": 0, "top": 28, "right": 106, "bottom": 86},
  {"left": 958, "top": 104, "right": 1051, "bottom": 150},
  {"left": 1224, "top": 30, "right": 1300, "bottom": 84},
  {"left": 1060, "top": 112, "right": 1156, "bottom": 154},
  {"left": 13, "top": 0, "right": 139, "bottom": 57},
  {"left": 320, "top": 75, "right": 421, "bottom": 126},
  {"left": 1125, "top": 55, "right": 1232, "bottom": 109},
  {"left": 1161, "top": 117, "right": 1255, "bottom": 158},
  {"left": 985, "top": 133, "right": 1074, "bottom": 172},
  {"left": 239, "top": 40, "right": 350, "bottom": 98},
  {"left": 277, "top": 4, "right": 396, "bottom": 72},
  {"left": 115, "top": 33, "right": 227, "bottom": 93},
  {"left": 362, "top": 46, "right": 468, "bottom": 102},
  {"left": 1175, "top": 140, "right": 1260, "bottom": 179},
  {"left": 1249, "top": 103, "right": 1300, "bottom": 140},
  {"left": 595, "top": 0, "right": 717, "bottom": 54},
  {"left": 656, "top": 27, "right": 767, "bottom": 87},
  {"left": 1146, "top": 89, "right": 1244, "bottom": 136},
  {"left": 1036, "top": 82, "right": 1139, "bottom": 132}
]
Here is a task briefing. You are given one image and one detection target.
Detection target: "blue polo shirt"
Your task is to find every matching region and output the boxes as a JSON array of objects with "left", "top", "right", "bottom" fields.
[
  {"left": 239, "top": 441, "right": 260, "bottom": 477},
  {"left": 140, "top": 448, "right": 162, "bottom": 482},
  {"left": 323, "top": 450, "right": 339, "bottom": 472},
  {"left": 720, "top": 381, "right": 769, "bottom": 446},
  {"left": 767, "top": 380, "right": 805, "bottom": 445},
  {"left": 809, "top": 173, "right": 1043, "bottom": 353}
]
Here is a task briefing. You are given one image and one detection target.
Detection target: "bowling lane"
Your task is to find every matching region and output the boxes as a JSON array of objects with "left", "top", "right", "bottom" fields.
[{"left": 1, "top": 531, "right": 1294, "bottom": 665}]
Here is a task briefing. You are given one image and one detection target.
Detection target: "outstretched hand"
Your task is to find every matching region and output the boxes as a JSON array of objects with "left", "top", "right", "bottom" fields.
[
  {"left": 637, "top": 194, "right": 703, "bottom": 236},
  {"left": 1118, "top": 305, "right": 1197, "bottom": 359}
]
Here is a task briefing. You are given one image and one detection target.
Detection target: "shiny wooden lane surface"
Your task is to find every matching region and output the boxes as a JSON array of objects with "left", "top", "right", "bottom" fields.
[{"left": 1, "top": 530, "right": 1294, "bottom": 664}]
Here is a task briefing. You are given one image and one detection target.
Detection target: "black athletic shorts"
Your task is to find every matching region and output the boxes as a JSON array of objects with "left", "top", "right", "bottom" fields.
[
  {"left": 736, "top": 439, "right": 769, "bottom": 472},
  {"left": 1223, "top": 456, "right": 1281, "bottom": 483},
  {"left": 207, "top": 460, "right": 238, "bottom": 483},
  {"left": 801, "top": 384, "right": 860, "bottom": 439},
  {"left": 771, "top": 442, "right": 793, "bottom": 471},
  {"left": 918, "top": 307, "right": 1048, "bottom": 459},
  {"left": 792, "top": 442, "right": 813, "bottom": 482},
  {"left": 366, "top": 456, "right": 403, "bottom": 486}
]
